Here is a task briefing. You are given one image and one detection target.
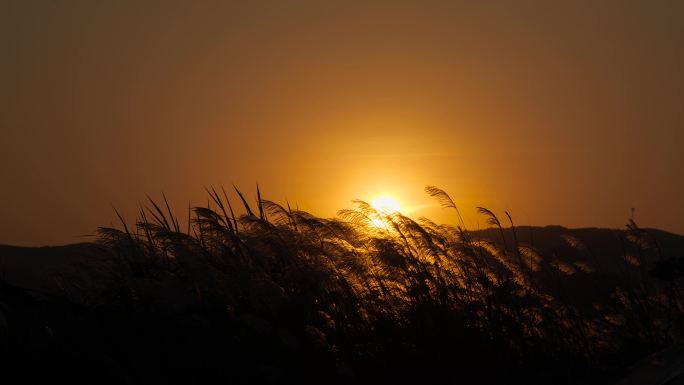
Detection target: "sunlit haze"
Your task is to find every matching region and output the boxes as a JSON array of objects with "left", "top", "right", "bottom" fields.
[
  {"left": 371, "top": 196, "right": 402, "bottom": 214},
  {"left": 1, "top": 1, "right": 682, "bottom": 245}
]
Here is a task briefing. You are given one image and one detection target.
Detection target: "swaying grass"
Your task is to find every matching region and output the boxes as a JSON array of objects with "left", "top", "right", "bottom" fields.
[{"left": 89, "top": 185, "right": 683, "bottom": 384}]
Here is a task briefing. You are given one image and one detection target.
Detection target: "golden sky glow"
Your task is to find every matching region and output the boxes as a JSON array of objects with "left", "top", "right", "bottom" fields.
[
  {"left": 1, "top": 1, "right": 683, "bottom": 245},
  {"left": 371, "top": 196, "right": 402, "bottom": 214}
]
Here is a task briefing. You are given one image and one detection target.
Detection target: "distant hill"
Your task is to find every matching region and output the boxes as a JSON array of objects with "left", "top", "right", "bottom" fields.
[
  {"left": 2, "top": 226, "right": 682, "bottom": 300},
  {"left": 0, "top": 243, "right": 113, "bottom": 301}
]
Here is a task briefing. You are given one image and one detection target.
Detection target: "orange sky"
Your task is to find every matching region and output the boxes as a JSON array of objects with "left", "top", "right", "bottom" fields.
[{"left": 1, "top": 1, "right": 683, "bottom": 246}]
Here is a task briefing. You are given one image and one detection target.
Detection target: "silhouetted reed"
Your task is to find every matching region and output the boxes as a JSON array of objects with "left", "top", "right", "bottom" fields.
[{"left": 65, "top": 185, "right": 683, "bottom": 383}]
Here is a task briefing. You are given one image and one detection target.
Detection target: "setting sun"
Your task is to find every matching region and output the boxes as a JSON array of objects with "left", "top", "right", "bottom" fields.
[{"left": 371, "top": 196, "right": 402, "bottom": 214}]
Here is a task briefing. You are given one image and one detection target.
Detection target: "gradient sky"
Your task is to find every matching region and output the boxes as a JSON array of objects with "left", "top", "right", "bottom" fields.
[{"left": 1, "top": 0, "right": 683, "bottom": 246}]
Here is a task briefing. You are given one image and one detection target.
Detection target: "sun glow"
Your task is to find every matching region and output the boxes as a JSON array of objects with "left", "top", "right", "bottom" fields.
[
  {"left": 368, "top": 196, "right": 402, "bottom": 229},
  {"left": 371, "top": 196, "right": 401, "bottom": 214}
]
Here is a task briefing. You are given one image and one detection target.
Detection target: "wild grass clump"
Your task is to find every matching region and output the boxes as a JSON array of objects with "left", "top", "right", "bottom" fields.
[{"left": 85, "top": 185, "right": 684, "bottom": 384}]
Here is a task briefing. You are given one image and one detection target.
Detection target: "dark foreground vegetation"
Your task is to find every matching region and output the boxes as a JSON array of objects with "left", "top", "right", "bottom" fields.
[{"left": 1, "top": 186, "right": 683, "bottom": 384}]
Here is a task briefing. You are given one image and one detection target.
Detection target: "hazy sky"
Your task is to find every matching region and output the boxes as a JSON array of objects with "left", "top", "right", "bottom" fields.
[{"left": 1, "top": 1, "right": 683, "bottom": 246}]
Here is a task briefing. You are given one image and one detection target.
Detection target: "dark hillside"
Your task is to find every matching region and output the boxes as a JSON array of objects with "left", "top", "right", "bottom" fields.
[{"left": 1, "top": 194, "right": 683, "bottom": 385}]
